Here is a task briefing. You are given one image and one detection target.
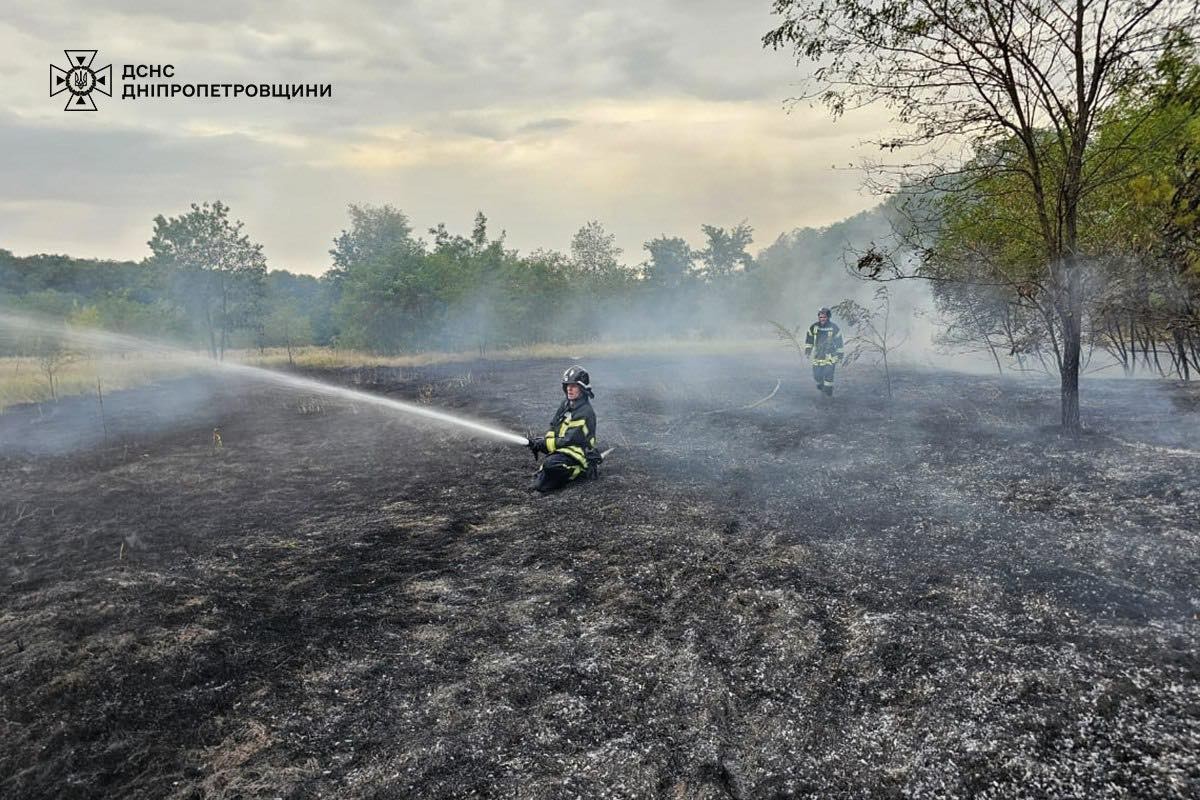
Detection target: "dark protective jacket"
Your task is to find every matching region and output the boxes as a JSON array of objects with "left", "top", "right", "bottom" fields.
[
  {"left": 804, "top": 321, "right": 845, "bottom": 366},
  {"left": 540, "top": 396, "right": 598, "bottom": 470}
]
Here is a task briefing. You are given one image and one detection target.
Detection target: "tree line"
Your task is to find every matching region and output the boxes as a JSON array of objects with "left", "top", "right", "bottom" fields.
[{"left": 3, "top": 203, "right": 871, "bottom": 359}]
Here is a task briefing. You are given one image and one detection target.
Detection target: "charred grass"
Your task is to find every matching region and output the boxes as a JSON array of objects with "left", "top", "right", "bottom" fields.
[{"left": 1, "top": 355, "right": 1198, "bottom": 799}]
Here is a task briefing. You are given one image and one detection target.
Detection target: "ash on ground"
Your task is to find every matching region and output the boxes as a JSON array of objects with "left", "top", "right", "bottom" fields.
[{"left": 1, "top": 354, "right": 1198, "bottom": 799}]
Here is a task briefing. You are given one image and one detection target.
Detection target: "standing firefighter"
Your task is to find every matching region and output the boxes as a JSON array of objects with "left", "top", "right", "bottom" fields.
[
  {"left": 527, "top": 365, "right": 602, "bottom": 492},
  {"left": 805, "top": 306, "right": 844, "bottom": 396}
]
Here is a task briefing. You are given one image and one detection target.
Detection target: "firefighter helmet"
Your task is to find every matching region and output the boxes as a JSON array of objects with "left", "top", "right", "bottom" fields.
[
  {"left": 562, "top": 365, "right": 593, "bottom": 397},
  {"left": 817, "top": 306, "right": 832, "bottom": 320}
]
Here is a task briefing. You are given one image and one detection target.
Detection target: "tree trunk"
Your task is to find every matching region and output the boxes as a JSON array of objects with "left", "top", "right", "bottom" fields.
[
  {"left": 882, "top": 350, "right": 893, "bottom": 399},
  {"left": 1123, "top": 311, "right": 1132, "bottom": 376},
  {"left": 96, "top": 377, "right": 108, "bottom": 443},
  {"left": 1059, "top": 266, "right": 1082, "bottom": 432},
  {"left": 987, "top": 340, "right": 1003, "bottom": 375},
  {"left": 1188, "top": 332, "right": 1200, "bottom": 380},
  {"left": 219, "top": 282, "right": 230, "bottom": 362},
  {"left": 1145, "top": 325, "right": 1164, "bottom": 376},
  {"left": 1108, "top": 316, "right": 1130, "bottom": 375},
  {"left": 205, "top": 306, "right": 218, "bottom": 360}
]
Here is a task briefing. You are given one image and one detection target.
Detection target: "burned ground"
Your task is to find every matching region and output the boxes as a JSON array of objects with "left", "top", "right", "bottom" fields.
[{"left": 1, "top": 353, "right": 1198, "bottom": 799}]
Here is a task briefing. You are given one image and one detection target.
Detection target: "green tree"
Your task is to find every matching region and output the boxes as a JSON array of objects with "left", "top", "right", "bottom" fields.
[
  {"left": 0, "top": 250, "right": 152, "bottom": 301},
  {"left": 329, "top": 204, "right": 416, "bottom": 284},
  {"left": 765, "top": 0, "right": 1197, "bottom": 430},
  {"left": 264, "top": 270, "right": 329, "bottom": 346},
  {"left": 643, "top": 236, "right": 695, "bottom": 289},
  {"left": 922, "top": 43, "right": 1200, "bottom": 379},
  {"left": 452, "top": 213, "right": 512, "bottom": 355},
  {"left": 148, "top": 201, "right": 267, "bottom": 359},
  {"left": 1086, "top": 43, "right": 1200, "bottom": 377},
  {"left": 70, "top": 294, "right": 186, "bottom": 341},
  {"left": 571, "top": 220, "right": 623, "bottom": 276},
  {"left": 506, "top": 249, "right": 573, "bottom": 344},
  {"left": 330, "top": 204, "right": 429, "bottom": 353},
  {"left": 920, "top": 153, "right": 1069, "bottom": 373},
  {"left": 697, "top": 222, "right": 754, "bottom": 281},
  {"left": 263, "top": 303, "right": 313, "bottom": 365},
  {"left": 754, "top": 208, "right": 894, "bottom": 321}
]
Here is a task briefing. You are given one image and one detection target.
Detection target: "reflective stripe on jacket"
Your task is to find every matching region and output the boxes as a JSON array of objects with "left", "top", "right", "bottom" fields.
[
  {"left": 804, "top": 321, "right": 844, "bottom": 366},
  {"left": 544, "top": 397, "right": 598, "bottom": 468}
]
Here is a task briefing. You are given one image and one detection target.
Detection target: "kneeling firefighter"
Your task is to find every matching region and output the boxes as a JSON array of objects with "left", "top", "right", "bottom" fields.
[
  {"left": 526, "top": 365, "right": 603, "bottom": 492},
  {"left": 805, "top": 306, "right": 844, "bottom": 396}
]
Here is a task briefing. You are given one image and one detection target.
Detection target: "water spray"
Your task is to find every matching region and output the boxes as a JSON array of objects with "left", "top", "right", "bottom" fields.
[{"left": 0, "top": 311, "right": 529, "bottom": 447}]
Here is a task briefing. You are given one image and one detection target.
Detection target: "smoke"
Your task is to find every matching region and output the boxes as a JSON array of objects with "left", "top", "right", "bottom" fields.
[
  {"left": 0, "top": 372, "right": 222, "bottom": 456},
  {"left": 0, "top": 310, "right": 529, "bottom": 454}
]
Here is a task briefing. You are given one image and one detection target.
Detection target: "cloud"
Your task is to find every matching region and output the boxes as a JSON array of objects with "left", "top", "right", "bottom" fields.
[
  {"left": 517, "top": 118, "right": 577, "bottom": 134},
  {"left": 0, "top": 110, "right": 280, "bottom": 263},
  {"left": 0, "top": 1, "right": 893, "bottom": 273},
  {"left": 292, "top": 98, "right": 890, "bottom": 261},
  {"left": 0, "top": 111, "right": 274, "bottom": 203}
]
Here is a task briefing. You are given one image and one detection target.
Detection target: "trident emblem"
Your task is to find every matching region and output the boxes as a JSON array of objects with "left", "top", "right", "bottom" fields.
[{"left": 50, "top": 50, "right": 112, "bottom": 111}]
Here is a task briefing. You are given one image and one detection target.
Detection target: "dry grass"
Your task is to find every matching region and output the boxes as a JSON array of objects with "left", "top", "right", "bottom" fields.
[
  {"left": 0, "top": 354, "right": 195, "bottom": 411},
  {"left": 0, "top": 337, "right": 778, "bottom": 410},
  {"left": 244, "top": 337, "right": 778, "bottom": 369}
]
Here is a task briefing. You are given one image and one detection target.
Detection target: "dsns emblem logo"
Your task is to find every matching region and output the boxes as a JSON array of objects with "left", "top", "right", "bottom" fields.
[{"left": 50, "top": 50, "right": 112, "bottom": 111}]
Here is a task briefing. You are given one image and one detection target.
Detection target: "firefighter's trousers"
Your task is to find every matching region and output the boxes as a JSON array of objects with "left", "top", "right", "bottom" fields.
[
  {"left": 533, "top": 452, "right": 586, "bottom": 493},
  {"left": 812, "top": 363, "right": 836, "bottom": 392}
]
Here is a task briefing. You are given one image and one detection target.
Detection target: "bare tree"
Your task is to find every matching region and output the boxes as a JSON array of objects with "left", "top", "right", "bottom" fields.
[
  {"left": 35, "top": 337, "right": 70, "bottom": 402},
  {"left": 834, "top": 287, "right": 909, "bottom": 399}
]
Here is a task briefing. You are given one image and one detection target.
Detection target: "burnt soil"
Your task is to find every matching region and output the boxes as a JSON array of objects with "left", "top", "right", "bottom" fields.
[{"left": 1, "top": 352, "right": 1198, "bottom": 799}]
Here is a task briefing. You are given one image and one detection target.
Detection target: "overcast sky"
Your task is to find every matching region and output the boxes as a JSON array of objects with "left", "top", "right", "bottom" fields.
[{"left": 1, "top": 1, "right": 895, "bottom": 275}]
